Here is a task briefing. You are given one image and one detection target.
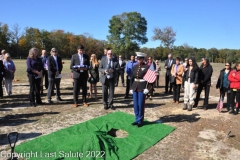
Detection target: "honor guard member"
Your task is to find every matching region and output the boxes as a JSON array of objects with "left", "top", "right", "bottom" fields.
[{"left": 130, "top": 52, "right": 149, "bottom": 127}]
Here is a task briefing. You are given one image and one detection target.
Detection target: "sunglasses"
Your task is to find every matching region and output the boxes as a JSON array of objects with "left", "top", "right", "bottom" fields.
[
  {"left": 225, "top": 65, "right": 230, "bottom": 66},
  {"left": 108, "top": 54, "right": 112, "bottom": 55},
  {"left": 52, "top": 51, "right": 57, "bottom": 52}
]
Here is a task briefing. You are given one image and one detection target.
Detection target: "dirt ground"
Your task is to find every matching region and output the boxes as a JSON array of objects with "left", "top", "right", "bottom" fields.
[{"left": 1, "top": 67, "right": 240, "bottom": 160}]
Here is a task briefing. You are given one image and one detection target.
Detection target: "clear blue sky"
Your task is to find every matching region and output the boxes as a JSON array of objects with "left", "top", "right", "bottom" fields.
[{"left": 1, "top": 0, "right": 239, "bottom": 49}]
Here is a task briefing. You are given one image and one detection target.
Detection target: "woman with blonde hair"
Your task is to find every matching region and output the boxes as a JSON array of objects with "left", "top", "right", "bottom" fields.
[
  {"left": 26, "top": 48, "right": 43, "bottom": 106},
  {"left": 88, "top": 54, "right": 99, "bottom": 99},
  {"left": 3, "top": 53, "right": 16, "bottom": 96}
]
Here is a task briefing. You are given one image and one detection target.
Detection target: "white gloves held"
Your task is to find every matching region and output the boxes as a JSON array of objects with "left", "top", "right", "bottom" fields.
[
  {"left": 130, "top": 89, "right": 149, "bottom": 94},
  {"left": 143, "top": 89, "right": 149, "bottom": 94},
  {"left": 130, "top": 90, "right": 133, "bottom": 94}
]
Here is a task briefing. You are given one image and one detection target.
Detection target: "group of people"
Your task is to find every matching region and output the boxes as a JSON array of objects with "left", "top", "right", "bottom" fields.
[
  {"left": 1, "top": 46, "right": 240, "bottom": 128},
  {"left": 164, "top": 54, "right": 240, "bottom": 115}
]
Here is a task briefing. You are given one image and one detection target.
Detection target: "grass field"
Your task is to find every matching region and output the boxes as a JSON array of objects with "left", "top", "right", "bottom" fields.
[
  {"left": 12, "top": 59, "right": 71, "bottom": 83},
  {"left": 12, "top": 59, "right": 226, "bottom": 83}
]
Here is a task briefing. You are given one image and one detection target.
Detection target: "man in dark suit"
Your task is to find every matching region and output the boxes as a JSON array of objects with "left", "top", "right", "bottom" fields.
[
  {"left": 164, "top": 53, "right": 175, "bottom": 94},
  {"left": 47, "top": 48, "right": 63, "bottom": 103},
  {"left": 99, "top": 49, "right": 120, "bottom": 110},
  {"left": 40, "top": 50, "right": 49, "bottom": 95},
  {"left": 70, "top": 45, "right": 90, "bottom": 107},
  {"left": 116, "top": 55, "right": 126, "bottom": 87},
  {"left": 0, "top": 59, "right": 5, "bottom": 98}
]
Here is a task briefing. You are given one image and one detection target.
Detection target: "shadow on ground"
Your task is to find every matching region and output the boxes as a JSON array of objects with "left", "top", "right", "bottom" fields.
[
  {"left": 158, "top": 113, "right": 201, "bottom": 123},
  {"left": 0, "top": 112, "right": 60, "bottom": 126}
]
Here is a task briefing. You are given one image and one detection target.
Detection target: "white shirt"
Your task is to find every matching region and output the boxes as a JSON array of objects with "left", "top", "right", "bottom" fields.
[
  {"left": 119, "top": 60, "right": 122, "bottom": 66},
  {"left": 78, "top": 54, "right": 83, "bottom": 65},
  {"left": 53, "top": 56, "right": 58, "bottom": 71}
]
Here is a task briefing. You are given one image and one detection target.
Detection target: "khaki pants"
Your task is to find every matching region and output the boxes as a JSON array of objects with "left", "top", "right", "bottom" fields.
[{"left": 184, "top": 78, "right": 195, "bottom": 105}]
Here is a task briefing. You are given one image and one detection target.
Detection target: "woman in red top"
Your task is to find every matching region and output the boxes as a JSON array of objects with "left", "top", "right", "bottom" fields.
[{"left": 228, "top": 62, "right": 240, "bottom": 115}]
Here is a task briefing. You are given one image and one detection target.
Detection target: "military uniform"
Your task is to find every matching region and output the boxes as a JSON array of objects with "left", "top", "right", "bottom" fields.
[{"left": 131, "top": 62, "right": 149, "bottom": 126}]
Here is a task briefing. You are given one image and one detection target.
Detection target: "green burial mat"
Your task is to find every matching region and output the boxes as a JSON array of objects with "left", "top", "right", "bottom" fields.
[{"left": 15, "top": 111, "right": 175, "bottom": 160}]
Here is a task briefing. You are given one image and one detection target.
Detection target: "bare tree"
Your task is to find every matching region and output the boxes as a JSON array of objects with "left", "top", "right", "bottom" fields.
[
  {"left": 10, "top": 23, "right": 22, "bottom": 58},
  {"left": 152, "top": 26, "right": 176, "bottom": 49}
]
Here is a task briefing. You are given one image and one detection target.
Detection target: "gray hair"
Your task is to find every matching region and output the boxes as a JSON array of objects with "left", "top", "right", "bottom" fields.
[
  {"left": 1, "top": 50, "right": 6, "bottom": 54},
  {"left": 4, "top": 53, "right": 10, "bottom": 60}
]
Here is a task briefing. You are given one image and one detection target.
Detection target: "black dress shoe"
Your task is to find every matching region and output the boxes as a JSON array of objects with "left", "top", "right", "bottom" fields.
[
  {"left": 30, "top": 103, "right": 36, "bottom": 107},
  {"left": 104, "top": 105, "right": 108, "bottom": 110},
  {"left": 37, "top": 102, "right": 43, "bottom": 105},
  {"left": 164, "top": 91, "right": 168, "bottom": 94},
  {"left": 168, "top": 91, "right": 173, "bottom": 94},
  {"left": 56, "top": 97, "right": 63, "bottom": 101},
  {"left": 110, "top": 106, "right": 115, "bottom": 110},
  {"left": 131, "top": 122, "right": 138, "bottom": 126},
  {"left": 137, "top": 124, "right": 143, "bottom": 128},
  {"left": 124, "top": 95, "right": 129, "bottom": 99},
  {"left": 47, "top": 100, "right": 53, "bottom": 104}
]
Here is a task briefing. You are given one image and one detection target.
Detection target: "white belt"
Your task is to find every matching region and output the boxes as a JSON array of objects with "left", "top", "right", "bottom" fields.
[{"left": 135, "top": 78, "right": 145, "bottom": 82}]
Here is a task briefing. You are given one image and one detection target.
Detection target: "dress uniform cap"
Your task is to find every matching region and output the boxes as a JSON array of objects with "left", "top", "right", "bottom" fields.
[{"left": 135, "top": 52, "right": 147, "bottom": 58}]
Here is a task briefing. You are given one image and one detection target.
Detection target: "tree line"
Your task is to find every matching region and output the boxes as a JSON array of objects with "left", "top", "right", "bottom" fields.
[
  {"left": 0, "top": 22, "right": 106, "bottom": 59},
  {"left": 1, "top": 11, "right": 240, "bottom": 62}
]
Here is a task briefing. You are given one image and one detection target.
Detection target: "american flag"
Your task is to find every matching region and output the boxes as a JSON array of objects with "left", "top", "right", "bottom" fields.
[{"left": 143, "top": 62, "right": 156, "bottom": 83}]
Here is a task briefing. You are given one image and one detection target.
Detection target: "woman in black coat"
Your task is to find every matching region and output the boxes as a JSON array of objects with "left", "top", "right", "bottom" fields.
[
  {"left": 194, "top": 58, "right": 213, "bottom": 110},
  {"left": 216, "top": 62, "right": 232, "bottom": 111}
]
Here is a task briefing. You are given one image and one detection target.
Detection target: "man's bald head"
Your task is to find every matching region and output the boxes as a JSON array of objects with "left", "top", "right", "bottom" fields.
[
  {"left": 168, "top": 54, "right": 173, "bottom": 59},
  {"left": 42, "top": 50, "right": 46, "bottom": 56},
  {"left": 1, "top": 50, "right": 6, "bottom": 55}
]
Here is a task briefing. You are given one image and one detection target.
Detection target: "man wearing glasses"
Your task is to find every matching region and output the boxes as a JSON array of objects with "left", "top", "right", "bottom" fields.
[
  {"left": 116, "top": 55, "right": 126, "bottom": 87},
  {"left": 47, "top": 48, "right": 63, "bottom": 103},
  {"left": 70, "top": 45, "right": 90, "bottom": 107},
  {"left": 99, "top": 50, "right": 120, "bottom": 110}
]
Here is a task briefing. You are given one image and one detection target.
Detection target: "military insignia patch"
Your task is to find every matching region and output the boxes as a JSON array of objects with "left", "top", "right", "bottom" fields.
[{"left": 141, "top": 68, "right": 145, "bottom": 71}]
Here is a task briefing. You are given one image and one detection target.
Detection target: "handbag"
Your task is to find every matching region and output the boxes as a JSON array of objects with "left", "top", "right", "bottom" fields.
[
  {"left": 170, "top": 75, "right": 176, "bottom": 83},
  {"left": 88, "top": 77, "right": 94, "bottom": 83}
]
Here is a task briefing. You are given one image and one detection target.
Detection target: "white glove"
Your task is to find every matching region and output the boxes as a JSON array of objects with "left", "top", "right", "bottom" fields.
[
  {"left": 143, "top": 89, "right": 149, "bottom": 94},
  {"left": 130, "top": 90, "right": 133, "bottom": 94}
]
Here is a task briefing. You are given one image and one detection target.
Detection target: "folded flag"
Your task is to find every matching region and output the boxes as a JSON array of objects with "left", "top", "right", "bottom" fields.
[
  {"left": 72, "top": 65, "right": 90, "bottom": 69},
  {"left": 143, "top": 62, "right": 156, "bottom": 83}
]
